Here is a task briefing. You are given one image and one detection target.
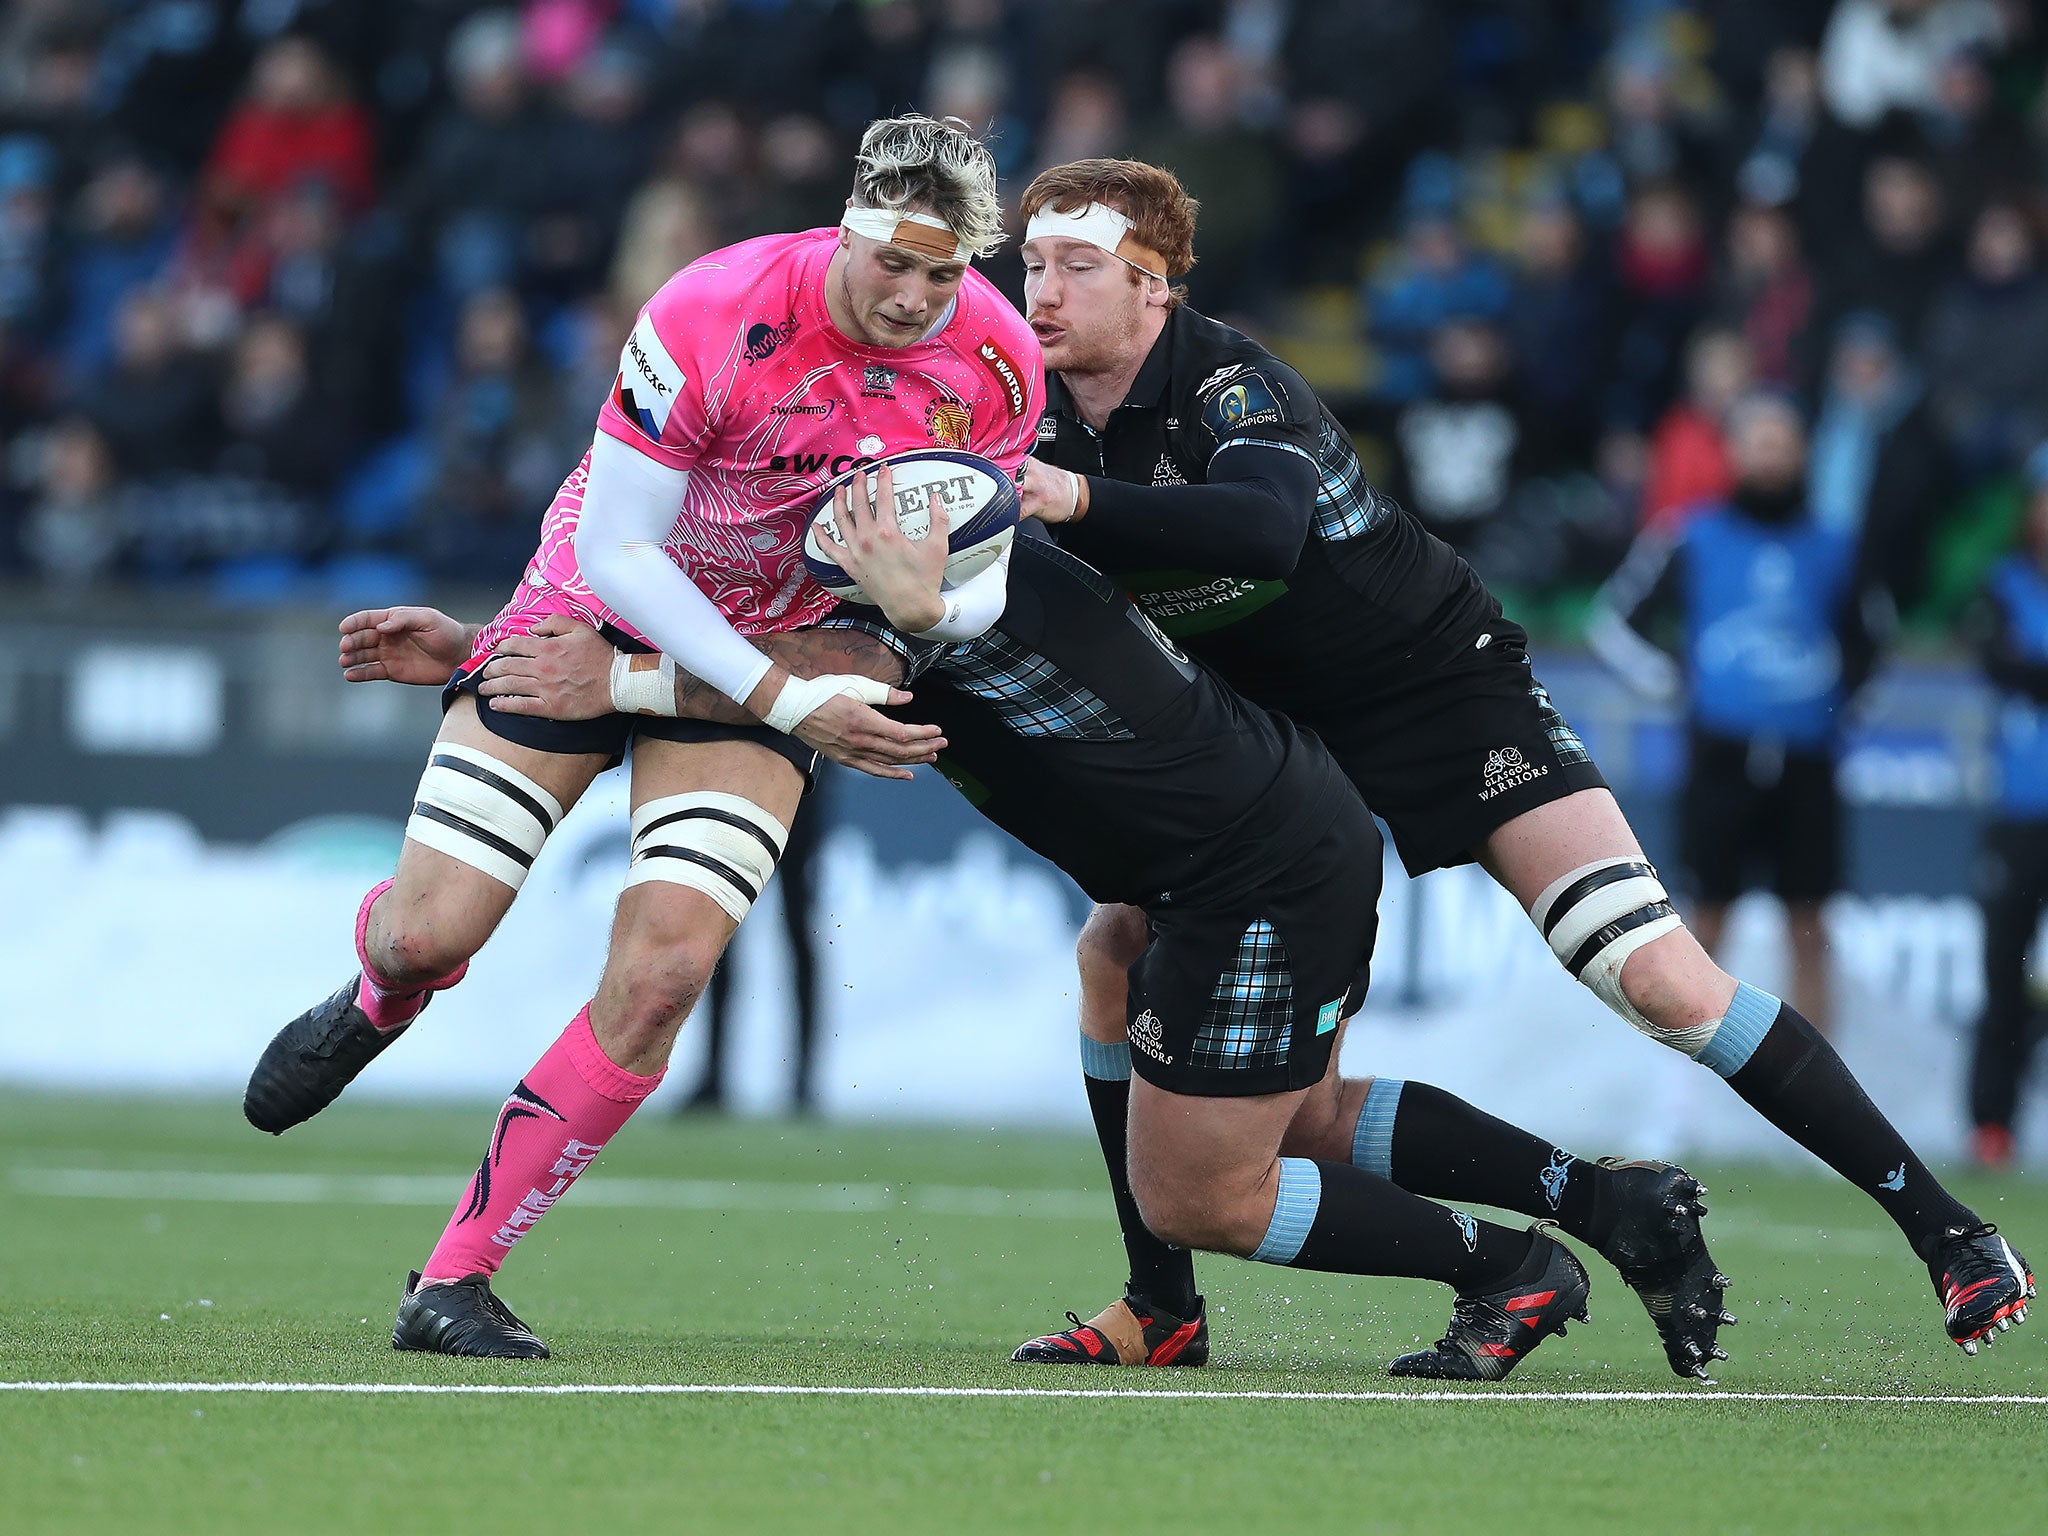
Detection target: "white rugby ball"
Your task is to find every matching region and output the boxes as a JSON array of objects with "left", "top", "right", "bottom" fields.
[{"left": 803, "top": 447, "right": 1020, "bottom": 605}]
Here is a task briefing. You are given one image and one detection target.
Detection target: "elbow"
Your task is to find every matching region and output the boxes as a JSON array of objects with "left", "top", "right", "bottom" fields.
[{"left": 1249, "top": 516, "right": 1310, "bottom": 579}]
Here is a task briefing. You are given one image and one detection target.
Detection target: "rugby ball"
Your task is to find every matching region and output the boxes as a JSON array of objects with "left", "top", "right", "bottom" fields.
[{"left": 803, "top": 447, "right": 1019, "bottom": 605}]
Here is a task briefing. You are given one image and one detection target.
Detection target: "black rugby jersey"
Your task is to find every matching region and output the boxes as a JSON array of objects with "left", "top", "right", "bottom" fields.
[
  {"left": 1036, "top": 303, "right": 1499, "bottom": 722},
  {"left": 824, "top": 532, "right": 1348, "bottom": 908}
]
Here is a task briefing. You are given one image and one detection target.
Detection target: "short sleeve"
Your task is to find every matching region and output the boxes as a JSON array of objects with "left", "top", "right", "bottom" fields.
[
  {"left": 595, "top": 269, "right": 719, "bottom": 471},
  {"left": 1189, "top": 355, "right": 1322, "bottom": 465}
]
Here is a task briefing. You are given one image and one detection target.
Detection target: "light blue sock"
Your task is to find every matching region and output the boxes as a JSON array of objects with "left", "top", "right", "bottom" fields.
[
  {"left": 1249, "top": 1157, "right": 1322, "bottom": 1265},
  {"left": 1351, "top": 1077, "right": 1405, "bottom": 1178},
  {"left": 1079, "top": 1032, "right": 1131, "bottom": 1081},
  {"left": 1696, "top": 982, "right": 1781, "bottom": 1078}
]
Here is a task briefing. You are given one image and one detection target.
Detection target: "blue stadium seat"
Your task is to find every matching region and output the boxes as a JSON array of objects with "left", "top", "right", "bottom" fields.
[{"left": 335, "top": 433, "right": 433, "bottom": 541}]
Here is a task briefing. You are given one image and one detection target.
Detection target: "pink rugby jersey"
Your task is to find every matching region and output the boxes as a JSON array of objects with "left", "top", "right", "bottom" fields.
[{"left": 471, "top": 228, "right": 1044, "bottom": 661}]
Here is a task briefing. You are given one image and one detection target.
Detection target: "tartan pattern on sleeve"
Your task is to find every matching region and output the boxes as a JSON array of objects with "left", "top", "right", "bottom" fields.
[
  {"left": 930, "top": 633, "right": 1132, "bottom": 740},
  {"left": 1188, "top": 918, "right": 1296, "bottom": 1071},
  {"left": 1529, "top": 678, "right": 1592, "bottom": 766},
  {"left": 1212, "top": 422, "right": 1394, "bottom": 544}
]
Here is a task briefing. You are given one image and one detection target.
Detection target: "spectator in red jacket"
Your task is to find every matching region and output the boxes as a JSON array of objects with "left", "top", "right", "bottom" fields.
[{"left": 202, "top": 36, "right": 374, "bottom": 223}]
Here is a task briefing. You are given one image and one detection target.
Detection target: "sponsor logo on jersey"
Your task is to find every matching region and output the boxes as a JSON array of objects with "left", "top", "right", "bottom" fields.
[
  {"left": 771, "top": 399, "right": 836, "bottom": 418},
  {"left": 743, "top": 315, "right": 799, "bottom": 364},
  {"left": 1125, "top": 571, "right": 1288, "bottom": 636},
  {"left": 614, "top": 322, "right": 687, "bottom": 441},
  {"left": 1206, "top": 375, "right": 1284, "bottom": 433},
  {"left": 1195, "top": 362, "right": 1248, "bottom": 397},
  {"left": 926, "top": 398, "right": 973, "bottom": 448},
  {"left": 767, "top": 449, "right": 885, "bottom": 477},
  {"left": 1316, "top": 997, "right": 1343, "bottom": 1036},
  {"left": 862, "top": 364, "right": 897, "bottom": 398},
  {"left": 1036, "top": 414, "right": 1060, "bottom": 443},
  {"left": 1479, "top": 745, "right": 1548, "bottom": 802},
  {"left": 976, "top": 338, "right": 1028, "bottom": 417},
  {"left": 1152, "top": 454, "right": 1187, "bottom": 486},
  {"left": 1130, "top": 1008, "right": 1173, "bottom": 1065}
]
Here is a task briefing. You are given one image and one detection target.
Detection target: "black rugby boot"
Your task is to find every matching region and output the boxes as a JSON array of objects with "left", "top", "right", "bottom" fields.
[
  {"left": 392, "top": 1271, "right": 550, "bottom": 1359},
  {"left": 1930, "top": 1224, "right": 2035, "bottom": 1353},
  {"left": 1388, "top": 1229, "right": 1590, "bottom": 1382},
  {"left": 243, "top": 976, "right": 422, "bottom": 1134},
  {"left": 1011, "top": 1291, "right": 1208, "bottom": 1367},
  {"left": 1595, "top": 1158, "right": 1735, "bottom": 1382}
]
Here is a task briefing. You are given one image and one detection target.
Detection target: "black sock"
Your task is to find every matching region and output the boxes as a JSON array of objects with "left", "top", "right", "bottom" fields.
[
  {"left": 1373, "top": 1080, "right": 1617, "bottom": 1251},
  {"left": 1082, "top": 1065, "right": 1200, "bottom": 1316},
  {"left": 1717, "top": 996, "right": 1975, "bottom": 1260},
  {"left": 1266, "top": 1159, "right": 1536, "bottom": 1291}
]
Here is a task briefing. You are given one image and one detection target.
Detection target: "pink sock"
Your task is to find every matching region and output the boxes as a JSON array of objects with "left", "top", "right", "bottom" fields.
[
  {"left": 423, "top": 1006, "right": 663, "bottom": 1280},
  {"left": 354, "top": 878, "right": 468, "bottom": 1032}
]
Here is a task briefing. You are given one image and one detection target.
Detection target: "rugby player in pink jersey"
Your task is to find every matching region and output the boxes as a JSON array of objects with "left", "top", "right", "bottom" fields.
[{"left": 242, "top": 115, "right": 1045, "bottom": 1357}]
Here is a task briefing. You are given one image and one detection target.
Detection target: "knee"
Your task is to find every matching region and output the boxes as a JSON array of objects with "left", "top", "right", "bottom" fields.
[
  {"left": 368, "top": 913, "right": 476, "bottom": 989},
  {"left": 603, "top": 929, "right": 724, "bottom": 1056},
  {"left": 1616, "top": 929, "right": 1734, "bottom": 1035},
  {"left": 1130, "top": 1163, "right": 1269, "bottom": 1257},
  {"left": 1076, "top": 905, "right": 1147, "bottom": 990}
]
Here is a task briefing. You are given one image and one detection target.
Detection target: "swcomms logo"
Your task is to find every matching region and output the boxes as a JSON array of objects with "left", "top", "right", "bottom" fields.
[
  {"left": 1130, "top": 1009, "right": 1173, "bottom": 1065},
  {"left": 1479, "top": 745, "right": 1548, "bottom": 802}
]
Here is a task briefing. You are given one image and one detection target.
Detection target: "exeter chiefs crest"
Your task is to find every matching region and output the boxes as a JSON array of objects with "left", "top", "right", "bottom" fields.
[{"left": 926, "top": 398, "right": 973, "bottom": 448}]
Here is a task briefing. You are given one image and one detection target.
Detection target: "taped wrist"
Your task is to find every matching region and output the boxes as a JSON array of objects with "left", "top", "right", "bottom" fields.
[
  {"left": 609, "top": 651, "right": 679, "bottom": 716},
  {"left": 762, "top": 672, "right": 893, "bottom": 735}
]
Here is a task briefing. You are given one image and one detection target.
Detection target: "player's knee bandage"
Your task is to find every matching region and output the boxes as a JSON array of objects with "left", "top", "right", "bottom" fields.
[
  {"left": 1530, "top": 858, "right": 1693, "bottom": 1045},
  {"left": 405, "top": 745, "right": 564, "bottom": 891},
  {"left": 625, "top": 792, "right": 788, "bottom": 924}
]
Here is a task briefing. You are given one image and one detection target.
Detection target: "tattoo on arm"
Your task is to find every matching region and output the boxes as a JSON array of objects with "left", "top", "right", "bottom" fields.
[{"left": 665, "top": 629, "right": 906, "bottom": 723}]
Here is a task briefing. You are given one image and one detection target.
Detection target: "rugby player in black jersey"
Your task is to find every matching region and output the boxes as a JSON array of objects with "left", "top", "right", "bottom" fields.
[
  {"left": 1001, "top": 157, "right": 2032, "bottom": 1371},
  {"left": 347, "top": 466, "right": 1702, "bottom": 1377}
]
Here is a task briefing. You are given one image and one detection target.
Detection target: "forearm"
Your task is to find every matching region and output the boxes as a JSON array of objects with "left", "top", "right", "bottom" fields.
[
  {"left": 619, "top": 629, "right": 908, "bottom": 723},
  {"left": 1061, "top": 449, "right": 1316, "bottom": 578}
]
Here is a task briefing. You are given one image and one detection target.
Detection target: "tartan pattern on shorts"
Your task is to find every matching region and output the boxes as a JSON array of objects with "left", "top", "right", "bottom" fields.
[
  {"left": 1530, "top": 678, "right": 1592, "bottom": 766},
  {"left": 1188, "top": 918, "right": 1296, "bottom": 1071},
  {"left": 816, "top": 615, "right": 1131, "bottom": 740},
  {"left": 1213, "top": 422, "right": 1393, "bottom": 544},
  {"left": 930, "top": 633, "right": 1132, "bottom": 740}
]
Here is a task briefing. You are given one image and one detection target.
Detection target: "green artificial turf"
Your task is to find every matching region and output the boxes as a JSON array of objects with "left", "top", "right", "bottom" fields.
[{"left": 3, "top": 1091, "right": 2045, "bottom": 1534}]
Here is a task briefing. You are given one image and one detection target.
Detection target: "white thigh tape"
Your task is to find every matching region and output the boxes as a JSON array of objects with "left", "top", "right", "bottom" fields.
[
  {"left": 1531, "top": 857, "right": 1685, "bottom": 1039},
  {"left": 624, "top": 792, "right": 789, "bottom": 924},
  {"left": 405, "top": 743, "right": 564, "bottom": 891}
]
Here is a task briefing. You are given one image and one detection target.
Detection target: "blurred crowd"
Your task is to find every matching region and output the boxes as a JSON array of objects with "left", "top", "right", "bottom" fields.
[{"left": 2, "top": 0, "right": 2048, "bottom": 627}]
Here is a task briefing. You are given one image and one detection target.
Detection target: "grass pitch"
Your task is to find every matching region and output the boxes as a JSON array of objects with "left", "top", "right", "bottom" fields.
[{"left": 4, "top": 1091, "right": 2046, "bottom": 1535}]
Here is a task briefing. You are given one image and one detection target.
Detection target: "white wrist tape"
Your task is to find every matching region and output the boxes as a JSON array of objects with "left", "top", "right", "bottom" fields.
[
  {"left": 609, "top": 651, "right": 680, "bottom": 716},
  {"left": 763, "top": 673, "right": 894, "bottom": 735}
]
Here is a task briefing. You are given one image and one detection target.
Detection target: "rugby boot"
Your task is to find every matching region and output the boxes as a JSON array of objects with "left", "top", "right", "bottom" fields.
[
  {"left": 393, "top": 1271, "right": 550, "bottom": 1359},
  {"left": 1594, "top": 1158, "right": 1735, "bottom": 1383},
  {"left": 243, "top": 976, "right": 427, "bottom": 1135},
  {"left": 1930, "top": 1224, "right": 2035, "bottom": 1354},
  {"left": 1388, "top": 1229, "right": 1589, "bottom": 1382},
  {"left": 1010, "top": 1290, "right": 1208, "bottom": 1367}
]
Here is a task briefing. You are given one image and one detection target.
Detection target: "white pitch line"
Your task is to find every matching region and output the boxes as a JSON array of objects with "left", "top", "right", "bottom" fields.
[
  {"left": 1, "top": 1382, "right": 2044, "bottom": 1405},
  {"left": 6, "top": 1166, "right": 1105, "bottom": 1221}
]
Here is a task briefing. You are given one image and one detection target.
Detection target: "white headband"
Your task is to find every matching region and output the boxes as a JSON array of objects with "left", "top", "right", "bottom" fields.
[
  {"left": 841, "top": 206, "right": 967, "bottom": 262},
  {"left": 1022, "top": 202, "right": 1168, "bottom": 280}
]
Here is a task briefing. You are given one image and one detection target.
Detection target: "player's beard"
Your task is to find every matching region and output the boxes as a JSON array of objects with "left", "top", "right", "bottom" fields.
[{"left": 1038, "top": 295, "right": 1146, "bottom": 380}]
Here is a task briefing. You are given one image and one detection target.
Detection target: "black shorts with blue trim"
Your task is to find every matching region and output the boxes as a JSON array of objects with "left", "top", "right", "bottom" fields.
[
  {"left": 1125, "top": 789, "right": 1383, "bottom": 1098},
  {"left": 441, "top": 627, "right": 818, "bottom": 783}
]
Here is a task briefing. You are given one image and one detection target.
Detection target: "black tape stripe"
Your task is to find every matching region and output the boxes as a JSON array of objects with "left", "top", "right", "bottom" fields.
[
  {"left": 637, "top": 806, "right": 782, "bottom": 865},
  {"left": 633, "top": 845, "right": 762, "bottom": 905},
  {"left": 429, "top": 753, "right": 558, "bottom": 835},
  {"left": 1565, "top": 902, "right": 1676, "bottom": 978},
  {"left": 410, "top": 803, "right": 535, "bottom": 870},
  {"left": 1541, "top": 860, "right": 1659, "bottom": 941}
]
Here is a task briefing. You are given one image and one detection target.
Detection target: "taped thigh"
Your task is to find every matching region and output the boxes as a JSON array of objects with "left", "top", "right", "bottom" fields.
[
  {"left": 1530, "top": 857, "right": 1691, "bottom": 1044},
  {"left": 405, "top": 743, "right": 566, "bottom": 891},
  {"left": 625, "top": 792, "right": 789, "bottom": 924}
]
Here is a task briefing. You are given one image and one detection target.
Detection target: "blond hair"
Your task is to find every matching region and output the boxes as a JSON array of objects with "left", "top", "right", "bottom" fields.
[{"left": 851, "top": 115, "right": 1004, "bottom": 259}]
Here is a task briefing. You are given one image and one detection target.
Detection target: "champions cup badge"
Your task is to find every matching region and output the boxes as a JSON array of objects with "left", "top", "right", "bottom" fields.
[{"left": 926, "top": 398, "right": 973, "bottom": 448}]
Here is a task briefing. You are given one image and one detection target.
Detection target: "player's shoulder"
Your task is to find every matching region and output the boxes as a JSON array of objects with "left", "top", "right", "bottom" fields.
[
  {"left": 1170, "top": 307, "right": 1317, "bottom": 435},
  {"left": 944, "top": 267, "right": 1041, "bottom": 420}
]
